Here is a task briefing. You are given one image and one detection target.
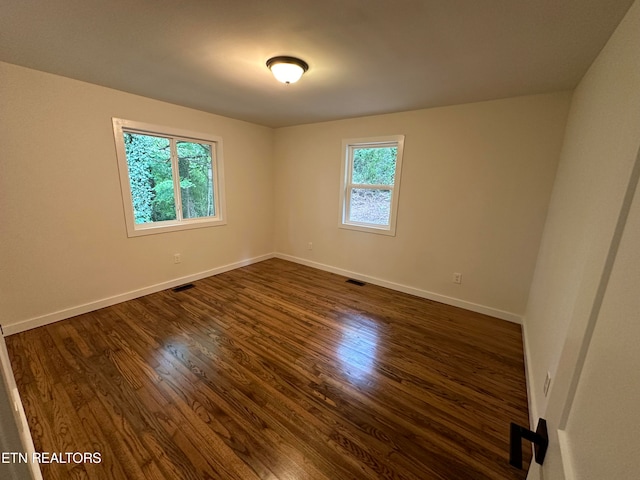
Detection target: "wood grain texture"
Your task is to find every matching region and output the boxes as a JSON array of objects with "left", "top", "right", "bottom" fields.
[{"left": 7, "top": 258, "right": 530, "bottom": 479}]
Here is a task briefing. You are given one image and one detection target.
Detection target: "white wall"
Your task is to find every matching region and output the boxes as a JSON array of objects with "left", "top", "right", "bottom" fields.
[
  {"left": 0, "top": 62, "right": 571, "bottom": 333},
  {"left": 274, "top": 93, "right": 571, "bottom": 319},
  {"left": 0, "top": 62, "right": 274, "bottom": 332},
  {"left": 523, "top": 0, "right": 640, "bottom": 423}
]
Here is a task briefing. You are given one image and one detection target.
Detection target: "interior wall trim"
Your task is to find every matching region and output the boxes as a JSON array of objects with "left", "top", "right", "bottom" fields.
[
  {"left": 4, "top": 251, "right": 522, "bottom": 335},
  {"left": 521, "top": 322, "right": 538, "bottom": 429},
  {"left": 0, "top": 334, "right": 42, "bottom": 479},
  {"left": 274, "top": 253, "right": 522, "bottom": 324},
  {"left": 2, "top": 253, "right": 275, "bottom": 336}
]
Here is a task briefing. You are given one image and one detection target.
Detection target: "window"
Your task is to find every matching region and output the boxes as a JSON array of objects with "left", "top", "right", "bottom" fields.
[
  {"left": 339, "top": 135, "right": 405, "bottom": 235},
  {"left": 112, "top": 118, "right": 226, "bottom": 237}
]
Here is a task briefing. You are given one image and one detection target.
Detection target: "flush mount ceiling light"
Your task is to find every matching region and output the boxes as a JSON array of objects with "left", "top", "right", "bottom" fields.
[{"left": 266, "top": 56, "right": 309, "bottom": 84}]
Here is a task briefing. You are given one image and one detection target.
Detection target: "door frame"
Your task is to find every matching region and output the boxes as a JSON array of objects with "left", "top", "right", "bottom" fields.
[{"left": 528, "top": 143, "right": 640, "bottom": 479}]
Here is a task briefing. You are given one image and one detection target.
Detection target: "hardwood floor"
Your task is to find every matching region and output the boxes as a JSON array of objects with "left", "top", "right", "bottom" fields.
[{"left": 7, "top": 259, "right": 530, "bottom": 479}]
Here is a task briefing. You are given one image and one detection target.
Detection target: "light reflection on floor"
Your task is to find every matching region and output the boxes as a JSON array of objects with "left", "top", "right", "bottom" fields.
[{"left": 336, "top": 314, "right": 380, "bottom": 387}]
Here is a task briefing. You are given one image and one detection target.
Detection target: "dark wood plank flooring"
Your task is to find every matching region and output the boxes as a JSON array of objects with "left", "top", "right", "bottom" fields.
[{"left": 7, "top": 258, "right": 530, "bottom": 479}]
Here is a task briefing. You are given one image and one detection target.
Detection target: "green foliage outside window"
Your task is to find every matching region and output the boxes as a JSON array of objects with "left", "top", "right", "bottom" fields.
[
  {"left": 177, "top": 141, "right": 215, "bottom": 220},
  {"left": 123, "top": 133, "right": 214, "bottom": 224},
  {"left": 352, "top": 147, "right": 397, "bottom": 185}
]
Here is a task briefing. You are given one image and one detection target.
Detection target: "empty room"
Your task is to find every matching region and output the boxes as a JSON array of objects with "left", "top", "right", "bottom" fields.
[{"left": 1, "top": 1, "right": 639, "bottom": 479}]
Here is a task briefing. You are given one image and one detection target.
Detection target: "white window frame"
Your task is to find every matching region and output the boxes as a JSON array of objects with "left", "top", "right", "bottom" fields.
[
  {"left": 339, "top": 135, "right": 405, "bottom": 236},
  {"left": 112, "top": 118, "right": 227, "bottom": 237}
]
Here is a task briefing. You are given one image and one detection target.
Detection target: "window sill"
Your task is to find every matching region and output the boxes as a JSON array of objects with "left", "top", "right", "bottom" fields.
[
  {"left": 126, "top": 217, "right": 226, "bottom": 237},
  {"left": 339, "top": 222, "right": 397, "bottom": 236}
]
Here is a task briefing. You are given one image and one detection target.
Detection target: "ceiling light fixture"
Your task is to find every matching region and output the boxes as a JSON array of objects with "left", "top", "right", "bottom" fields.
[{"left": 266, "top": 56, "right": 309, "bottom": 85}]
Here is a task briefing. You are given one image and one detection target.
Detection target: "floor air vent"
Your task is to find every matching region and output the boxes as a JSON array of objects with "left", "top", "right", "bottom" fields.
[
  {"left": 172, "top": 283, "right": 195, "bottom": 292},
  {"left": 346, "top": 279, "right": 366, "bottom": 286}
]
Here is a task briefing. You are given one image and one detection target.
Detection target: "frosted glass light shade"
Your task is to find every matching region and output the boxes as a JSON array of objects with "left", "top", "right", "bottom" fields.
[
  {"left": 270, "top": 63, "right": 304, "bottom": 84},
  {"left": 266, "top": 56, "right": 309, "bottom": 84}
]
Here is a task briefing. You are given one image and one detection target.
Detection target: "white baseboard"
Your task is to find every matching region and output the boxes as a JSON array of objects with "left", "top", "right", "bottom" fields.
[
  {"left": 3, "top": 251, "right": 522, "bottom": 335},
  {"left": 2, "top": 253, "right": 275, "bottom": 336},
  {"left": 274, "top": 253, "right": 522, "bottom": 324}
]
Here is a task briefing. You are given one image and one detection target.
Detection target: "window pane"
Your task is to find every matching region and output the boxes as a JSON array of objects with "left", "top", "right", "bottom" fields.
[
  {"left": 177, "top": 141, "right": 215, "bottom": 219},
  {"left": 349, "top": 188, "right": 391, "bottom": 225},
  {"left": 352, "top": 147, "right": 397, "bottom": 185},
  {"left": 123, "top": 132, "right": 176, "bottom": 224}
]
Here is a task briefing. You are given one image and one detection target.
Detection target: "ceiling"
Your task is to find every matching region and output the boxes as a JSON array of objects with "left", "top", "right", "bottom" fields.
[{"left": 0, "top": 0, "right": 634, "bottom": 127}]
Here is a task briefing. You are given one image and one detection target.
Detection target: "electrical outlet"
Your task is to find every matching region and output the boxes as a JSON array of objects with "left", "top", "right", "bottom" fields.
[
  {"left": 453, "top": 272, "right": 462, "bottom": 284},
  {"left": 543, "top": 372, "right": 551, "bottom": 397},
  {"left": 174, "top": 253, "right": 181, "bottom": 264},
  {"left": 307, "top": 242, "right": 313, "bottom": 250}
]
